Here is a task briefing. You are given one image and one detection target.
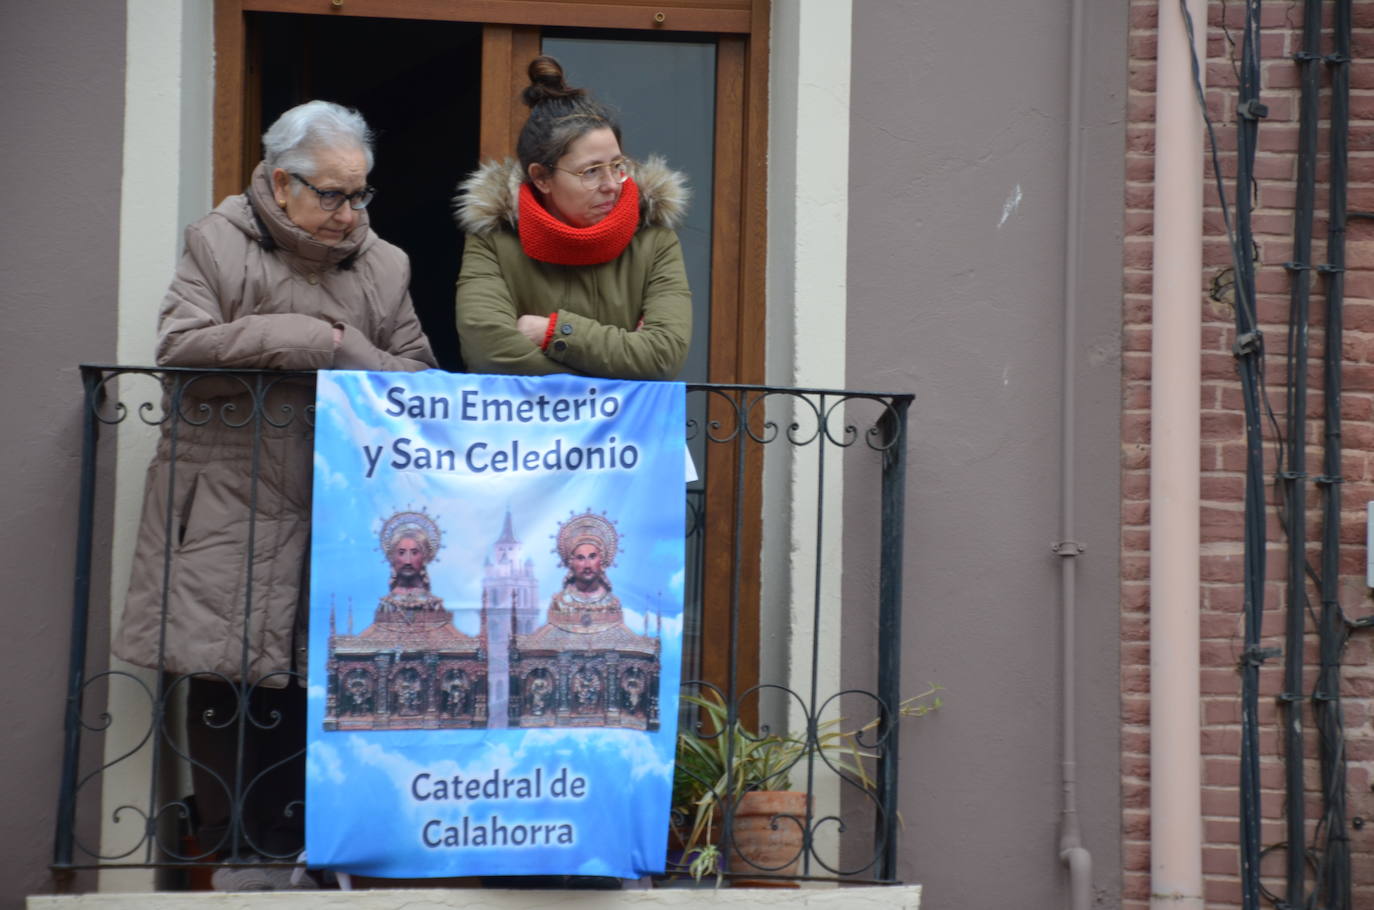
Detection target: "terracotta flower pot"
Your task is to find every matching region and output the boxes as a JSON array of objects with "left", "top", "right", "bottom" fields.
[{"left": 728, "top": 790, "right": 808, "bottom": 886}]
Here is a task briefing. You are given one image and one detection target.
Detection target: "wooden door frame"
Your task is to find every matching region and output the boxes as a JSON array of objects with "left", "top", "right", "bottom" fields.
[{"left": 212, "top": 0, "right": 768, "bottom": 699}]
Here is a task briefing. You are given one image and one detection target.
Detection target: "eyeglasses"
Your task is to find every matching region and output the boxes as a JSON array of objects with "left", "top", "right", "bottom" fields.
[
  {"left": 290, "top": 172, "right": 376, "bottom": 211},
  {"left": 553, "top": 157, "right": 631, "bottom": 189}
]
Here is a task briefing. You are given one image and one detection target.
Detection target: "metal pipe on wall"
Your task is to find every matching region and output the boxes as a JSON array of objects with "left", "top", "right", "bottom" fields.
[
  {"left": 1055, "top": 0, "right": 1092, "bottom": 904},
  {"left": 1148, "top": 0, "right": 1207, "bottom": 907}
]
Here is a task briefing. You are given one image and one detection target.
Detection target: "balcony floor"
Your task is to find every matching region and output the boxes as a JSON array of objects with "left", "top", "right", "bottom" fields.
[{"left": 31, "top": 885, "right": 922, "bottom": 908}]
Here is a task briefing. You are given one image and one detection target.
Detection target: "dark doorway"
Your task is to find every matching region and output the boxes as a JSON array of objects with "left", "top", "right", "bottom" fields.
[{"left": 252, "top": 13, "right": 481, "bottom": 370}]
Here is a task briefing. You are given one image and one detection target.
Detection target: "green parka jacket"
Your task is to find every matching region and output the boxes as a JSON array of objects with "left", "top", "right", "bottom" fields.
[{"left": 452, "top": 156, "right": 691, "bottom": 379}]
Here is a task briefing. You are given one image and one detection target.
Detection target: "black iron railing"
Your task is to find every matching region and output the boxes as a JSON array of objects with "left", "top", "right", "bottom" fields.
[{"left": 55, "top": 365, "right": 913, "bottom": 889}]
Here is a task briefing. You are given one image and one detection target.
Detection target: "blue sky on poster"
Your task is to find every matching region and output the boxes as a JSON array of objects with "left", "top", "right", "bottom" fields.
[
  {"left": 304, "top": 722, "right": 680, "bottom": 875},
  {"left": 309, "top": 371, "right": 685, "bottom": 630}
]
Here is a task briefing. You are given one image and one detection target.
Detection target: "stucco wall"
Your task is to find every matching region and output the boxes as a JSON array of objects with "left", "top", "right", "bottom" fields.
[
  {"left": 0, "top": 0, "right": 126, "bottom": 905},
  {"left": 844, "top": 2, "right": 1127, "bottom": 906}
]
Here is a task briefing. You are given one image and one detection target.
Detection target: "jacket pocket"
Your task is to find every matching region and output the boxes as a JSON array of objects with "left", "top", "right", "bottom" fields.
[
  {"left": 177, "top": 470, "right": 202, "bottom": 547},
  {"left": 177, "top": 467, "right": 241, "bottom": 552}
]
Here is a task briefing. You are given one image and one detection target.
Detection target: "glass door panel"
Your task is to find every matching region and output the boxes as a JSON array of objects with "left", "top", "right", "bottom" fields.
[{"left": 540, "top": 37, "right": 715, "bottom": 386}]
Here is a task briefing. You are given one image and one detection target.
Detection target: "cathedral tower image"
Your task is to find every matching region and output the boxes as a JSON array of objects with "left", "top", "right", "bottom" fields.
[{"left": 482, "top": 509, "right": 541, "bottom": 728}]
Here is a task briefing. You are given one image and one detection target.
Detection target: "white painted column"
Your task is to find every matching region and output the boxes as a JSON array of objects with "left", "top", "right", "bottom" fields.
[
  {"left": 763, "top": 0, "right": 853, "bottom": 874},
  {"left": 101, "top": 0, "right": 213, "bottom": 892},
  {"left": 766, "top": 0, "right": 852, "bottom": 391},
  {"left": 1148, "top": 0, "right": 1205, "bottom": 907}
]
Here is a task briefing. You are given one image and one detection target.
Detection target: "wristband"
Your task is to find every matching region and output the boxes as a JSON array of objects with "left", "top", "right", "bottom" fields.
[{"left": 541, "top": 312, "right": 558, "bottom": 351}]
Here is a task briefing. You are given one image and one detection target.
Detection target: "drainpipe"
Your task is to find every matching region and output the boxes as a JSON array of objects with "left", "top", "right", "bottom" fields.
[
  {"left": 1056, "top": 0, "right": 1092, "bottom": 905},
  {"left": 1148, "top": 1, "right": 1206, "bottom": 908}
]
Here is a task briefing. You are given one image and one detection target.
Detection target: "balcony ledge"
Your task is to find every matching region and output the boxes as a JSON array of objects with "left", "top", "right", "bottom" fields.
[{"left": 30, "top": 886, "right": 921, "bottom": 909}]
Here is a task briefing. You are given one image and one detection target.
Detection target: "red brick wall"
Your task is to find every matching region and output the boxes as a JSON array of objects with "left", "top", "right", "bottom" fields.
[{"left": 1126, "top": 1, "right": 1374, "bottom": 907}]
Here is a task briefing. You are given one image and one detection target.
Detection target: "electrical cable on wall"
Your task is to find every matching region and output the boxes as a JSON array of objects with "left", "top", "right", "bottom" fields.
[
  {"left": 1230, "top": 4, "right": 1273, "bottom": 907},
  {"left": 1177, "top": 1, "right": 1370, "bottom": 905},
  {"left": 1208, "top": 0, "right": 1365, "bottom": 907},
  {"left": 1269, "top": 1, "right": 1369, "bottom": 906},
  {"left": 1276, "top": 3, "right": 1324, "bottom": 905},
  {"left": 1180, "top": 1, "right": 1270, "bottom": 906},
  {"left": 1312, "top": 0, "right": 1353, "bottom": 906}
]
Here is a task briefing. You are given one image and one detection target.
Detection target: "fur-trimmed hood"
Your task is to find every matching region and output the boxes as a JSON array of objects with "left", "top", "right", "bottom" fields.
[{"left": 452, "top": 155, "right": 689, "bottom": 236}]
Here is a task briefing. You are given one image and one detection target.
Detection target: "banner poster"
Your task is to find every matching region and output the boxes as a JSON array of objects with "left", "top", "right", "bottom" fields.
[{"left": 306, "top": 370, "right": 685, "bottom": 879}]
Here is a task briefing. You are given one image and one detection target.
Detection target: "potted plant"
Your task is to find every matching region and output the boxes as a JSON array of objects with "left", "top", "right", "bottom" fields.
[{"left": 670, "top": 683, "right": 942, "bottom": 885}]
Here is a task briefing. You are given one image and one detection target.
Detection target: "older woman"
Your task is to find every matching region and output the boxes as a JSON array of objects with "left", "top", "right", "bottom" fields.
[
  {"left": 453, "top": 56, "right": 691, "bottom": 379},
  {"left": 115, "top": 100, "right": 435, "bottom": 887}
]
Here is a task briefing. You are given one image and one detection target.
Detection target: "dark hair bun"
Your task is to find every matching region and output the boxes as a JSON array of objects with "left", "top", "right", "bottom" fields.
[{"left": 523, "top": 55, "right": 586, "bottom": 107}]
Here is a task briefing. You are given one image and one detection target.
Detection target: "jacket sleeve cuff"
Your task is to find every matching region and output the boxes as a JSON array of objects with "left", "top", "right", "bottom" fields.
[
  {"left": 543, "top": 312, "right": 585, "bottom": 364},
  {"left": 332, "top": 323, "right": 377, "bottom": 370}
]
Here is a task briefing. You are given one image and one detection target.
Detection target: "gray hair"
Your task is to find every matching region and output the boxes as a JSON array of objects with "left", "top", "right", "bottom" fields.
[{"left": 262, "top": 100, "right": 375, "bottom": 178}]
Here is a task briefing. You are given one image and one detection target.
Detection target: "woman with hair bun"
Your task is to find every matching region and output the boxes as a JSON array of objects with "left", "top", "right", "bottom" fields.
[{"left": 453, "top": 55, "right": 692, "bottom": 379}]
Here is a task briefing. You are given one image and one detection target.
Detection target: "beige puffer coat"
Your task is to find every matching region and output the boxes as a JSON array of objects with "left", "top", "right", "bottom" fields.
[
  {"left": 114, "top": 163, "right": 437, "bottom": 686},
  {"left": 452, "top": 156, "right": 691, "bottom": 379}
]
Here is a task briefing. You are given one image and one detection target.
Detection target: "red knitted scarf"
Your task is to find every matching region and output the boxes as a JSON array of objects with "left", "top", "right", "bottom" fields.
[{"left": 517, "top": 177, "right": 640, "bottom": 266}]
